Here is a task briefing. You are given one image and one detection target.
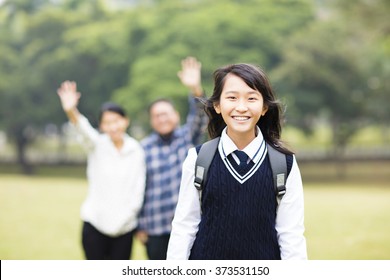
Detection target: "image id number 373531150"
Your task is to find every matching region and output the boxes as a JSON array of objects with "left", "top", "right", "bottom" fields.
[{"left": 215, "top": 266, "right": 270, "bottom": 276}]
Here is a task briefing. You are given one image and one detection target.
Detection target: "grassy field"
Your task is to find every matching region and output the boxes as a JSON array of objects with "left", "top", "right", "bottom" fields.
[
  {"left": 0, "top": 174, "right": 148, "bottom": 260},
  {"left": 1, "top": 161, "right": 390, "bottom": 260}
]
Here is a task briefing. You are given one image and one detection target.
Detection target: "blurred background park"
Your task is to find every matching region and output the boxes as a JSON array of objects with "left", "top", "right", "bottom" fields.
[{"left": 0, "top": 0, "right": 389, "bottom": 260}]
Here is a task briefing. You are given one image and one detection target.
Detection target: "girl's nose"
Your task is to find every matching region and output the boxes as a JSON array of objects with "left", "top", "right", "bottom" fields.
[{"left": 236, "top": 100, "right": 248, "bottom": 112}]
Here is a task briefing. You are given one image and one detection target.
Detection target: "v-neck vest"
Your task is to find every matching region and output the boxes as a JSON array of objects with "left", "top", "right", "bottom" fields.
[{"left": 189, "top": 151, "right": 282, "bottom": 260}]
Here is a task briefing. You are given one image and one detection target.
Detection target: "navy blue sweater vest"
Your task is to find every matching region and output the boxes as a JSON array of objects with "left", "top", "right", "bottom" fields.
[{"left": 189, "top": 148, "right": 293, "bottom": 260}]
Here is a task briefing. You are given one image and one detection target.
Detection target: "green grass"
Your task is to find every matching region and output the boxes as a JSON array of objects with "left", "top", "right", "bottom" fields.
[
  {"left": 305, "top": 184, "right": 390, "bottom": 259},
  {"left": 0, "top": 174, "right": 147, "bottom": 260},
  {"left": 1, "top": 163, "right": 390, "bottom": 260}
]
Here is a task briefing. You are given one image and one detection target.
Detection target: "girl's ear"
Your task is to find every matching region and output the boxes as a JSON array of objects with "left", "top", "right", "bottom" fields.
[
  {"left": 214, "top": 103, "right": 221, "bottom": 114},
  {"left": 261, "top": 105, "right": 268, "bottom": 116}
]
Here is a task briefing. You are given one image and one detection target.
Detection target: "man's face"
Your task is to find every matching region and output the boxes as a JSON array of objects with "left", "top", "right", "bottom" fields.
[{"left": 149, "top": 101, "right": 180, "bottom": 136}]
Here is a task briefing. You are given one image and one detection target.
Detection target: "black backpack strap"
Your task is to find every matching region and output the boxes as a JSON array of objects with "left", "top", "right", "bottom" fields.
[
  {"left": 194, "top": 137, "right": 220, "bottom": 191},
  {"left": 266, "top": 143, "right": 288, "bottom": 206}
]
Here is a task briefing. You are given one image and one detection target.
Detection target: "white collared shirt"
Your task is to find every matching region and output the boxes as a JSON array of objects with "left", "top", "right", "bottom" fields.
[
  {"left": 167, "top": 127, "right": 307, "bottom": 259},
  {"left": 219, "top": 127, "right": 267, "bottom": 185},
  {"left": 73, "top": 115, "right": 146, "bottom": 237}
]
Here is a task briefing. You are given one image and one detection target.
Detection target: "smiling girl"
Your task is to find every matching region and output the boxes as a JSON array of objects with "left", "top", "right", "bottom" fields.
[{"left": 167, "top": 63, "right": 307, "bottom": 260}]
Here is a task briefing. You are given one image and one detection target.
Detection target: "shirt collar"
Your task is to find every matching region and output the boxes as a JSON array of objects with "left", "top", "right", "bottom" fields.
[
  {"left": 155, "top": 129, "right": 180, "bottom": 145},
  {"left": 104, "top": 133, "right": 134, "bottom": 154},
  {"left": 218, "top": 126, "right": 265, "bottom": 164}
]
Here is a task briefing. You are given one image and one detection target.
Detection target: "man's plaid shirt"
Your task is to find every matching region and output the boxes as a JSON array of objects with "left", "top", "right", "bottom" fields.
[{"left": 138, "top": 97, "right": 207, "bottom": 235}]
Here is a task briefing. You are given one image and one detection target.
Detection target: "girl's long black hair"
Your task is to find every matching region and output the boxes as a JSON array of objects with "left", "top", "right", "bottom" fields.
[{"left": 204, "top": 63, "right": 293, "bottom": 154}]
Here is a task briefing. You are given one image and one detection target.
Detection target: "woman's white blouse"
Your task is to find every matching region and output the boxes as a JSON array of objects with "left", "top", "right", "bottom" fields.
[{"left": 73, "top": 115, "right": 146, "bottom": 237}]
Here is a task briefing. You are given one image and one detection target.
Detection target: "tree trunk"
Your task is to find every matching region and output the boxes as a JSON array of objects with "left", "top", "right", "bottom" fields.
[
  {"left": 331, "top": 120, "right": 347, "bottom": 180},
  {"left": 15, "top": 132, "right": 34, "bottom": 175},
  {"left": 332, "top": 144, "right": 347, "bottom": 180}
]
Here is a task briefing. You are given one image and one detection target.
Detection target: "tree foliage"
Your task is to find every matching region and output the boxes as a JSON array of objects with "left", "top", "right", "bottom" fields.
[
  {"left": 0, "top": 0, "right": 388, "bottom": 172},
  {"left": 272, "top": 0, "right": 389, "bottom": 154},
  {"left": 329, "top": 0, "right": 390, "bottom": 125},
  {"left": 0, "top": 0, "right": 128, "bottom": 171},
  {"left": 112, "top": 0, "right": 314, "bottom": 129}
]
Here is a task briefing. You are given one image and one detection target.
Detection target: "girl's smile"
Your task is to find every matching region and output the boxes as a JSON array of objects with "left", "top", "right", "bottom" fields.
[{"left": 214, "top": 74, "right": 267, "bottom": 148}]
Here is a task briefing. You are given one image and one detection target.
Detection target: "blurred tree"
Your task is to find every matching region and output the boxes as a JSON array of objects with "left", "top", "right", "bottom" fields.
[
  {"left": 0, "top": 0, "right": 129, "bottom": 173},
  {"left": 113, "top": 0, "right": 315, "bottom": 132},
  {"left": 4, "top": 0, "right": 387, "bottom": 173},
  {"left": 0, "top": 0, "right": 67, "bottom": 173},
  {"left": 272, "top": 0, "right": 389, "bottom": 156},
  {"left": 329, "top": 0, "right": 390, "bottom": 133},
  {"left": 0, "top": 0, "right": 316, "bottom": 172}
]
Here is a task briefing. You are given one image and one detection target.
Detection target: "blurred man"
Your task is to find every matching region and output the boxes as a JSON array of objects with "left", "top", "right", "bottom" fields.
[{"left": 137, "top": 57, "right": 207, "bottom": 260}]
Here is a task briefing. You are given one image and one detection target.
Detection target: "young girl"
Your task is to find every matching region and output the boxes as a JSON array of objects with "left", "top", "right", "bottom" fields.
[
  {"left": 166, "top": 63, "right": 307, "bottom": 260},
  {"left": 57, "top": 81, "right": 146, "bottom": 260}
]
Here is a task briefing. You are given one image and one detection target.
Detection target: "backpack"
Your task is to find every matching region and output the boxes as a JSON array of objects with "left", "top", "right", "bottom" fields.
[{"left": 194, "top": 137, "right": 288, "bottom": 207}]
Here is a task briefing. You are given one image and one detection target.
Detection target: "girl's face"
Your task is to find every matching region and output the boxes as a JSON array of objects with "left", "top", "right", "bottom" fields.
[
  {"left": 214, "top": 74, "right": 268, "bottom": 142},
  {"left": 99, "top": 111, "right": 129, "bottom": 144}
]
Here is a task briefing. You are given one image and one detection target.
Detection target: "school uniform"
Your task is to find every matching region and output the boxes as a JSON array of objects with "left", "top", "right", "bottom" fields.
[{"left": 167, "top": 126, "right": 307, "bottom": 260}]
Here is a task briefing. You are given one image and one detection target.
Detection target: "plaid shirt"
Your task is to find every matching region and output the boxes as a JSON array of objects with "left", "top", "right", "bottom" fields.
[{"left": 138, "top": 96, "right": 207, "bottom": 235}]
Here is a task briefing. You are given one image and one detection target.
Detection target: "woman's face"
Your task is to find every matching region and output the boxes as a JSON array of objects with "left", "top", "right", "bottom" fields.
[
  {"left": 99, "top": 111, "right": 129, "bottom": 143},
  {"left": 214, "top": 74, "right": 267, "bottom": 142}
]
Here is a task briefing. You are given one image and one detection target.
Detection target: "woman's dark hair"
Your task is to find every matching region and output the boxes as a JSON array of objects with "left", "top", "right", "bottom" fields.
[
  {"left": 98, "top": 102, "right": 127, "bottom": 123},
  {"left": 204, "top": 63, "right": 292, "bottom": 154}
]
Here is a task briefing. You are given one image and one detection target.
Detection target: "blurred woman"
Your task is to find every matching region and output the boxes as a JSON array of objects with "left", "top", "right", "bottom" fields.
[{"left": 57, "top": 81, "right": 146, "bottom": 260}]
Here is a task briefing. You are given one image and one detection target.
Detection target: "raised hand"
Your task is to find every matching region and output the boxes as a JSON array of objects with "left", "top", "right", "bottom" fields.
[
  {"left": 57, "top": 80, "right": 81, "bottom": 113},
  {"left": 57, "top": 80, "right": 81, "bottom": 124},
  {"left": 177, "top": 57, "right": 203, "bottom": 96}
]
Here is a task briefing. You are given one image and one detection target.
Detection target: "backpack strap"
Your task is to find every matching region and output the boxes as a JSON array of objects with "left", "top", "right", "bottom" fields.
[
  {"left": 194, "top": 138, "right": 288, "bottom": 209},
  {"left": 194, "top": 137, "right": 220, "bottom": 191},
  {"left": 266, "top": 143, "right": 287, "bottom": 206}
]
